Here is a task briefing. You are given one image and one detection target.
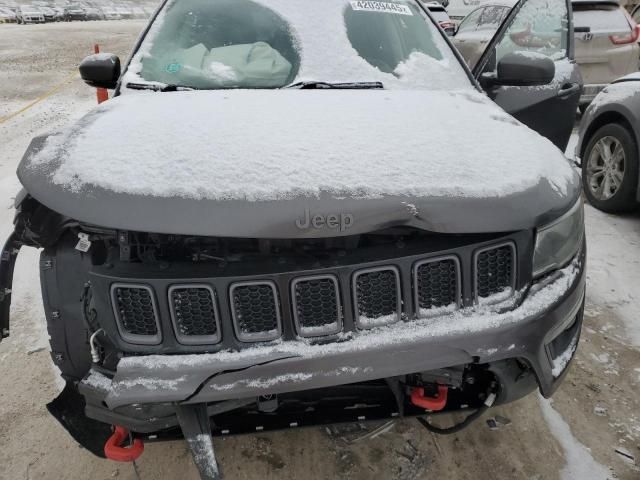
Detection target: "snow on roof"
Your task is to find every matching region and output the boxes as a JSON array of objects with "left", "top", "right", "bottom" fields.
[{"left": 28, "top": 88, "right": 574, "bottom": 202}]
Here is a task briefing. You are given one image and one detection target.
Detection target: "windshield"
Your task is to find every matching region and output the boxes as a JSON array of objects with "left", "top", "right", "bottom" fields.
[{"left": 125, "top": 0, "right": 471, "bottom": 90}]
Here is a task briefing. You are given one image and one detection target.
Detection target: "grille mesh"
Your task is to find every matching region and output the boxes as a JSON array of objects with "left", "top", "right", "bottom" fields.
[
  {"left": 231, "top": 283, "right": 280, "bottom": 341},
  {"left": 293, "top": 277, "right": 340, "bottom": 335},
  {"left": 113, "top": 286, "right": 158, "bottom": 336},
  {"left": 416, "top": 259, "right": 459, "bottom": 311},
  {"left": 476, "top": 245, "right": 514, "bottom": 299},
  {"left": 355, "top": 268, "right": 399, "bottom": 327},
  {"left": 170, "top": 287, "right": 219, "bottom": 340}
]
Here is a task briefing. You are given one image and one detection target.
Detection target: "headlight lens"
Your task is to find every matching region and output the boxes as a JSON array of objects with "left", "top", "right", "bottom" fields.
[{"left": 533, "top": 200, "right": 584, "bottom": 278}]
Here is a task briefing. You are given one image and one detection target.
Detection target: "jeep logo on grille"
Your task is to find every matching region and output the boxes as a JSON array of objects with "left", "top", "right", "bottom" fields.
[{"left": 295, "top": 209, "right": 354, "bottom": 232}]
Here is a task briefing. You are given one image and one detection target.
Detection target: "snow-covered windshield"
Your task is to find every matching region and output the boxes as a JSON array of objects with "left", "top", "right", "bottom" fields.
[{"left": 126, "top": 0, "right": 472, "bottom": 90}]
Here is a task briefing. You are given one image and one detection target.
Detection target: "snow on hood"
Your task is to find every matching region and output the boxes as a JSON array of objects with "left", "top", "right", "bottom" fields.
[{"left": 26, "top": 89, "right": 574, "bottom": 202}]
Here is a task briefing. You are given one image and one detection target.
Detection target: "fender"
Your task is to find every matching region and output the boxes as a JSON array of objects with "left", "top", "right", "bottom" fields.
[{"left": 0, "top": 233, "right": 21, "bottom": 342}]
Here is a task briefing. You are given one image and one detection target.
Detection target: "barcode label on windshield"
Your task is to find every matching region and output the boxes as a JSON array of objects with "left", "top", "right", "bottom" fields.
[{"left": 350, "top": 1, "right": 413, "bottom": 15}]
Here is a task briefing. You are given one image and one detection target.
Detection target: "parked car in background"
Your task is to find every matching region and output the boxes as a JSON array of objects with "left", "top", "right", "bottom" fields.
[
  {"left": 115, "top": 4, "right": 133, "bottom": 18},
  {"left": 423, "top": 0, "right": 456, "bottom": 35},
  {"left": 0, "top": 5, "right": 17, "bottom": 22},
  {"left": 453, "top": 1, "right": 516, "bottom": 66},
  {"left": 38, "top": 5, "right": 57, "bottom": 21},
  {"left": 101, "top": 6, "right": 121, "bottom": 19},
  {"left": 16, "top": 5, "right": 44, "bottom": 23},
  {"left": 63, "top": 4, "right": 87, "bottom": 21},
  {"left": 130, "top": 5, "right": 146, "bottom": 18},
  {"left": 446, "top": 0, "right": 483, "bottom": 24},
  {"left": 577, "top": 73, "right": 640, "bottom": 212},
  {"left": 573, "top": 0, "right": 640, "bottom": 111},
  {"left": 632, "top": 3, "right": 640, "bottom": 24},
  {"left": 85, "top": 6, "right": 104, "bottom": 20}
]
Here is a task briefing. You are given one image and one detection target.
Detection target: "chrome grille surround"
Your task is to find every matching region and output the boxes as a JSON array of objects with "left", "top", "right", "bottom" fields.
[
  {"left": 110, "top": 283, "right": 161, "bottom": 345},
  {"left": 230, "top": 281, "right": 282, "bottom": 342},
  {"left": 168, "top": 284, "right": 221, "bottom": 345},
  {"left": 352, "top": 266, "right": 401, "bottom": 329},
  {"left": 291, "top": 275, "right": 342, "bottom": 338},
  {"left": 474, "top": 242, "right": 517, "bottom": 304},
  {"left": 413, "top": 255, "right": 461, "bottom": 318}
]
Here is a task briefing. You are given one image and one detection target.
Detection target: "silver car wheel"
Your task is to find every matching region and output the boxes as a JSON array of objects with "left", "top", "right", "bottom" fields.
[{"left": 587, "top": 136, "right": 626, "bottom": 201}]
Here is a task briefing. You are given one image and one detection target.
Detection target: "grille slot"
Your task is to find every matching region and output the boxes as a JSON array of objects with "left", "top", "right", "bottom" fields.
[
  {"left": 353, "top": 267, "right": 401, "bottom": 329},
  {"left": 414, "top": 257, "right": 461, "bottom": 317},
  {"left": 230, "top": 281, "right": 281, "bottom": 342},
  {"left": 169, "top": 285, "right": 221, "bottom": 345},
  {"left": 475, "top": 243, "right": 516, "bottom": 302},
  {"left": 110, "top": 284, "right": 161, "bottom": 345},
  {"left": 292, "top": 275, "right": 342, "bottom": 337}
]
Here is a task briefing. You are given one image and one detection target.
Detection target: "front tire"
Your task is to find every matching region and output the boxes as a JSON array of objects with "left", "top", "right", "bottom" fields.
[{"left": 582, "top": 123, "right": 639, "bottom": 213}]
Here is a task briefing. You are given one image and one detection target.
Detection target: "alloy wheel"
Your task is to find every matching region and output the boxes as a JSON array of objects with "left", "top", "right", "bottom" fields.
[{"left": 586, "top": 136, "right": 626, "bottom": 200}]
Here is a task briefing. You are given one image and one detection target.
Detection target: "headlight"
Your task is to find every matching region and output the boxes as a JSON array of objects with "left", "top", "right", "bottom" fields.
[{"left": 533, "top": 199, "right": 584, "bottom": 278}]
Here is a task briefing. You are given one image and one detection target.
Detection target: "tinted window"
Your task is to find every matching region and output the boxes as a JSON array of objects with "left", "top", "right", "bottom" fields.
[
  {"left": 495, "top": 0, "right": 568, "bottom": 62},
  {"left": 477, "top": 6, "right": 509, "bottom": 30},
  {"left": 456, "top": 7, "right": 483, "bottom": 33}
]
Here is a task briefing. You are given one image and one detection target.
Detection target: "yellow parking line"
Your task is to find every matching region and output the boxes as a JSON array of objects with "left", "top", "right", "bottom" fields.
[{"left": 0, "top": 72, "right": 79, "bottom": 124}]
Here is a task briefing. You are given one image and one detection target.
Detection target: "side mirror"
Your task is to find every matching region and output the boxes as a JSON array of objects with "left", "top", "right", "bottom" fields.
[
  {"left": 79, "top": 53, "right": 121, "bottom": 89},
  {"left": 481, "top": 51, "right": 555, "bottom": 87}
]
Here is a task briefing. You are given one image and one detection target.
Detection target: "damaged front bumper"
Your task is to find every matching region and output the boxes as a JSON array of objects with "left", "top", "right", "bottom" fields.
[{"left": 78, "top": 247, "right": 586, "bottom": 433}]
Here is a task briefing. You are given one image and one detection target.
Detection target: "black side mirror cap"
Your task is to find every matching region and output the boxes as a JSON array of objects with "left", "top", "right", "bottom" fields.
[
  {"left": 79, "top": 53, "right": 121, "bottom": 89},
  {"left": 484, "top": 51, "right": 555, "bottom": 87}
]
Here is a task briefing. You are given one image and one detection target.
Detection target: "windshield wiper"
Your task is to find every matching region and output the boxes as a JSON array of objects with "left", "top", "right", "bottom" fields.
[
  {"left": 286, "top": 81, "right": 384, "bottom": 90},
  {"left": 125, "top": 82, "right": 197, "bottom": 92}
]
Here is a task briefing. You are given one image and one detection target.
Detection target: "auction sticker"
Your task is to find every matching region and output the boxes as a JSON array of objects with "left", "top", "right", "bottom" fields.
[{"left": 350, "top": 1, "right": 413, "bottom": 15}]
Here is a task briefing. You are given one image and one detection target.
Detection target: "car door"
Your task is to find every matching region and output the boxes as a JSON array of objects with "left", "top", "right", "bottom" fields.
[{"left": 473, "top": 0, "right": 582, "bottom": 151}]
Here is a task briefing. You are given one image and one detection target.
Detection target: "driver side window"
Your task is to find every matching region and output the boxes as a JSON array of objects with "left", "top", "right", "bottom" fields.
[{"left": 494, "top": 0, "right": 569, "bottom": 64}]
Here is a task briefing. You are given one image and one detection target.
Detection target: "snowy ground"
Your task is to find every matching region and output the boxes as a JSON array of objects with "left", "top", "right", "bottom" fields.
[{"left": 0, "top": 21, "right": 639, "bottom": 480}]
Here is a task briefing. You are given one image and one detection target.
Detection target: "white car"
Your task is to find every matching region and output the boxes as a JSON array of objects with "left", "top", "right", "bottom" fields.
[
  {"left": 573, "top": 0, "right": 640, "bottom": 110},
  {"left": 16, "top": 5, "right": 45, "bottom": 23}
]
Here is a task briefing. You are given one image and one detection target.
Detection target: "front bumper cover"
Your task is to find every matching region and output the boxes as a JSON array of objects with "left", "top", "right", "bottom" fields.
[{"left": 81, "top": 247, "right": 585, "bottom": 413}]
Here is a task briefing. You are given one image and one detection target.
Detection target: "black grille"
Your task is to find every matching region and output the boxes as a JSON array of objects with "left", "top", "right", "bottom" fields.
[
  {"left": 476, "top": 244, "right": 515, "bottom": 299},
  {"left": 169, "top": 286, "right": 220, "bottom": 344},
  {"left": 111, "top": 285, "right": 160, "bottom": 343},
  {"left": 354, "top": 268, "right": 400, "bottom": 328},
  {"left": 231, "top": 282, "right": 281, "bottom": 341},
  {"left": 415, "top": 258, "right": 459, "bottom": 314},
  {"left": 292, "top": 276, "right": 341, "bottom": 337}
]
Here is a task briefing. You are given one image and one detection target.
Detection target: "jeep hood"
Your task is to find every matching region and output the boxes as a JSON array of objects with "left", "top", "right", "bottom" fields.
[{"left": 17, "top": 89, "right": 579, "bottom": 237}]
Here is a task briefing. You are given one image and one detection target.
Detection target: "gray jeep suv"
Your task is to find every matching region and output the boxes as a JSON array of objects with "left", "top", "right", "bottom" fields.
[{"left": 0, "top": 0, "right": 584, "bottom": 478}]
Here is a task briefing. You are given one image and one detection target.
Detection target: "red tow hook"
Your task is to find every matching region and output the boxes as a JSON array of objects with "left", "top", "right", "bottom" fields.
[
  {"left": 411, "top": 385, "right": 448, "bottom": 411},
  {"left": 104, "top": 426, "right": 144, "bottom": 462}
]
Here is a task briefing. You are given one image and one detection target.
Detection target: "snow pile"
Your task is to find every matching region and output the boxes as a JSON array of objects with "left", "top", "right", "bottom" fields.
[
  {"left": 27, "top": 89, "right": 575, "bottom": 201},
  {"left": 120, "top": 257, "right": 581, "bottom": 372},
  {"left": 538, "top": 395, "right": 611, "bottom": 480}
]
